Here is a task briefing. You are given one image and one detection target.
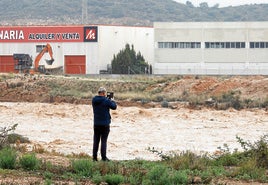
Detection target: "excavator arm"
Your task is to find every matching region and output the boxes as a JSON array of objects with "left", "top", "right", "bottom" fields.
[{"left": 34, "top": 43, "right": 54, "bottom": 71}]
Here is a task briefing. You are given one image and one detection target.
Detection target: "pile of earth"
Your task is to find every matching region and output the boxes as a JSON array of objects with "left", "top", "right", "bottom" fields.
[{"left": 0, "top": 74, "right": 267, "bottom": 106}]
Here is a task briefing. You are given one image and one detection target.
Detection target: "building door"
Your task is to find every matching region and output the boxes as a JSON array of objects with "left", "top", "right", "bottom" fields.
[
  {"left": 0, "top": 56, "right": 15, "bottom": 73},
  {"left": 64, "top": 55, "right": 86, "bottom": 74}
]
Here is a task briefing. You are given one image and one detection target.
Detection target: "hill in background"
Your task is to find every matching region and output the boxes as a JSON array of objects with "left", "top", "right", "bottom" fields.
[{"left": 0, "top": 0, "right": 268, "bottom": 26}]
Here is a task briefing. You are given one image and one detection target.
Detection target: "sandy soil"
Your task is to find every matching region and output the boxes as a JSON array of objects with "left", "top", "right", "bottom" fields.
[{"left": 1, "top": 102, "right": 268, "bottom": 161}]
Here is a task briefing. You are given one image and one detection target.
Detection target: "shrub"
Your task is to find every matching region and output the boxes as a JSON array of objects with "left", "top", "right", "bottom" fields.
[
  {"left": 152, "top": 95, "right": 164, "bottom": 102},
  {"left": 213, "top": 144, "right": 241, "bottom": 166},
  {"left": 0, "top": 124, "right": 18, "bottom": 149},
  {"left": 128, "top": 171, "right": 144, "bottom": 185},
  {"left": 236, "top": 135, "right": 268, "bottom": 168},
  {"left": 170, "top": 170, "right": 189, "bottom": 185},
  {"left": 145, "top": 165, "right": 169, "bottom": 185},
  {"left": 104, "top": 174, "right": 125, "bottom": 185},
  {"left": 199, "top": 169, "right": 213, "bottom": 184},
  {"left": 217, "top": 91, "right": 243, "bottom": 110},
  {"left": 261, "top": 97, "right": 268, "bottom": 108},
  {"left": 161, "top": 100, "right": 169, "bottom": 108},
  {"left": 92, "top": 172, "right": 104, "bottom": 185},
  {"left": 71, "top": 159, "right": 94, "bottom": 177},
  {"left": 44, "top": 179, "right": 53, "bottom": 185},
  {"left": 19, "top": 153, "right": 40, "bottom": 170},
  {"left": 7, "top": 133, "right": 30, "bottom": 144},
  {"left": 0, "top": 147, "right": 17, "bottom": 169},
  {"left": 168, "top": 151, "right": 211, "bottom": 171},
  {"left": 235, "top": 159, "right": 266, "bottom": 180},
  {"left": 243, "top": 98, "right": 254, "bottom": 108},
  {"left": 214, "top": 153, "right": 241, "bottom": 166},
  {"left": 43, "top": 171, "right": 53, "bottom": 179}
]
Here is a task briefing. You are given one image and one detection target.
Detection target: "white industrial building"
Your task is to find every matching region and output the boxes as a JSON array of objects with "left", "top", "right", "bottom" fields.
[
  {"left": 154, "top": 22, "right": 268, "bottom": 75},
  {"left": 0, "top": 25, "right": 154, "bottom": 74},
  {"left": 1, "top": 22, "right": 268, "bottom": 75}
]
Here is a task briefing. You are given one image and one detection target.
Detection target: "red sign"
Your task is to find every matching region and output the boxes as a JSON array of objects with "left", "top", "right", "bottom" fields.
[
  {"left": 0, "top": 26, "right": 98, "bottom": 43},
  {"left": 84, "top": 26, "right": 98, "bottom": 42}
]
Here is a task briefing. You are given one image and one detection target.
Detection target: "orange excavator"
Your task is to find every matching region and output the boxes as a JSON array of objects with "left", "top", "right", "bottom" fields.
[
  {"left": 34, "top": 43, "right": 54, "bottom": 73},
  {"left": 14, "top": 43, "right": 56, "bottom": 74}
]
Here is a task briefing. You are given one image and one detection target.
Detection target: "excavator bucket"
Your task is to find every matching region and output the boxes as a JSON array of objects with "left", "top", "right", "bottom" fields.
[{"left": 45, "top": 59, "right": 54, "bottom": 65}]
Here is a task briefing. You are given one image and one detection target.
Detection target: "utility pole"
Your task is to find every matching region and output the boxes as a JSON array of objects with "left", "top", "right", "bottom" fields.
[{"left": 82, "top": 0, "right": 88, "bottom": 24}]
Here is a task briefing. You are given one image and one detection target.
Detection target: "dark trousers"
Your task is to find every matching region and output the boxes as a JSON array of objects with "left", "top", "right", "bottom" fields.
[{"left": 93, "top": 125, "right": 110, "bottom": 160}]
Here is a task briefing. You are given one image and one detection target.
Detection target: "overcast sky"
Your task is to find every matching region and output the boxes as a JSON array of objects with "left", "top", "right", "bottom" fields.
[{"left": 174, "top": 0, "right": 268, "bottom": 7}]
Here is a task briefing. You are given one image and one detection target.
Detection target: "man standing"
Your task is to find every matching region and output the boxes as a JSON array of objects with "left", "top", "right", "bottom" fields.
[{"left": 92, "top": 87, "right": 117, "bottom": 161}]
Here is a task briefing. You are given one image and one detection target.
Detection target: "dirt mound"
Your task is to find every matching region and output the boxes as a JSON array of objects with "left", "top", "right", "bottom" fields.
[
  {"left": 160, "top": 75, "right": 268, "bottom": 101},
  {"left": 0, "top": 74, "right": 267, "bottom": 106}
]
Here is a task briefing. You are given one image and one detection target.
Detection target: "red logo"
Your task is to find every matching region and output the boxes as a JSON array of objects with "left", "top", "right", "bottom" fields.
[{"left": 84, "top": 26, "right": 98, "bottom": 42}]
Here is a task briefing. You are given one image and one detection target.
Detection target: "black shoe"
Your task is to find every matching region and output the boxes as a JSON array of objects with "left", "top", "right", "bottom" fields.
[
  {"left": 93, "top": 157, "right": 98, "bottom": 162},
  {"left": 101, "top": 157, "right": 110, "bottom": 161}
]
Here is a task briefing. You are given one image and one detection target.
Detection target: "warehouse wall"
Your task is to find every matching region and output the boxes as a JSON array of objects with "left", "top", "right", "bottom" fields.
[
  {"left": 0, "top": 25, "right": 154, "bottom": 74},
  {"left": 154, "top": 22, "right": 268, "bottom": 75}
]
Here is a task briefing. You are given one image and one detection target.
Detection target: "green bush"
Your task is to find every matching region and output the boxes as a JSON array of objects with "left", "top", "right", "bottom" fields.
[
  {"left": 92, "top": 172, "right": 104, "bottom": 185},
  {"left": 213, "top": 144, "right": 242, "bottom": 166},
  {"left": 214, "top": 153, "right": 241, "bottom": 166},
  {"left": 128, "top": 171, "right": 144, "bottom": 185},
  {"left": 145, "top": 165, "right": 170, "bottom": 185},
  {"left": 104, "top": 174, "right": 125, "bottom": 185},
  {"left": 144, "top": 166, "right": 191, "bottom": 185},
  {"left": 0, "top": 147, "right": 17, "bottom": 169},
  {"left": 43, "top": 171, "right": 53, "bottom": 179},
  {"left": 71, "top": 159, "right": 94, "bottom": 177},
  {"left": 168, "top": 151, "right": 210, "bottom": 171},
  {"left": 236, "top": 159, "right": 266, "bottom": 180},
  {"left": 44, "top": 179, "right": 53, "bottom": 185},
  {"left": 199, "top": 169, "right": 213, "bottom": 184},
  {"left": 19, "top": 153, "right": 40, "bottom": 170},
  {"left": 216, "top": 91, "right": 243, "bottom": 110},
  {"left": 236, "top": 135, "right": 268, "bottom": 168},
  {"left": 170, "top": 170, "right": 189, "bottom": 185}
]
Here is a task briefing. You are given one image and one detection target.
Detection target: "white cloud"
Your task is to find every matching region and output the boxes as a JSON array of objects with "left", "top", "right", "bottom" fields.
[{"left": 174, "top": 0, "right": 268, "bottom": 7}]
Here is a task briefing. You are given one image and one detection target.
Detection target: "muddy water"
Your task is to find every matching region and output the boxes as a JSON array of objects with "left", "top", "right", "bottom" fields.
[{"left": 1, "top": 102, "right": 267, "bottom": 160}]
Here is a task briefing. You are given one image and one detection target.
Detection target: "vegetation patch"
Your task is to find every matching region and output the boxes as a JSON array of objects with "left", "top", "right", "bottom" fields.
[{"left": 1, "top": 125, "right": 268, "bottom": 184}]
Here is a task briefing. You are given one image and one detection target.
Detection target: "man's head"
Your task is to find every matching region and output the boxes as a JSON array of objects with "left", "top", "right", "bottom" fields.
[{"left": 98, "top": 87, "right": 106, "bottom": 96}]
